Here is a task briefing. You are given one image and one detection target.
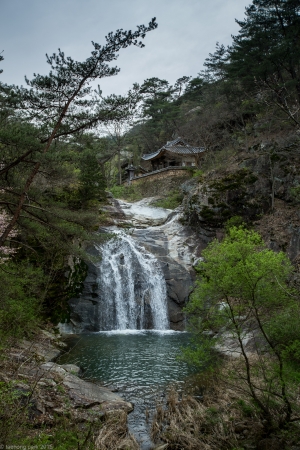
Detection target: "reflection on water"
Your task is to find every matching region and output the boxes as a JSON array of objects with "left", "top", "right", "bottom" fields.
[{"left": 58, "top": 330, "right": 195, "bottom": 450}]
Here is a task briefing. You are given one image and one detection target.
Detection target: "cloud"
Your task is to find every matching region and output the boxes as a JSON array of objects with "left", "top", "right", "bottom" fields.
[{"left": 0, "top": 0, "right": 250, "bottom": 94}]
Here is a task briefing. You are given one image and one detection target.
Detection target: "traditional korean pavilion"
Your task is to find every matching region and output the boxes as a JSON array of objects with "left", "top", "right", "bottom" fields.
[{"left": 141, "top": 137, "right": 205, "bottom": 171}]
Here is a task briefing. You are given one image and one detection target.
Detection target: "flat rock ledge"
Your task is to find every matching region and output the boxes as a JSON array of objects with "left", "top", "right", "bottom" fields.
[{"left": 41, "top": 362, "right": 133, "bottom": 413}]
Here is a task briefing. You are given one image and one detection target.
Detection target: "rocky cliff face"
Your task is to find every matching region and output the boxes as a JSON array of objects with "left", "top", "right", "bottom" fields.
[{"left": 180, "top": 141, "right": 300, "bottom": 263}]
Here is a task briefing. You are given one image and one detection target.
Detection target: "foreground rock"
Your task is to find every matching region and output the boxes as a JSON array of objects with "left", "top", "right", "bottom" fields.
[
  {"left": 40, "top": 362, "right": 133, "bottom": 413},
  {"left": 0, "top": 329, "right": 138, "bottom": 449},
  {"left": 1, "top": 329, "right": 133, "bottom": 427}
]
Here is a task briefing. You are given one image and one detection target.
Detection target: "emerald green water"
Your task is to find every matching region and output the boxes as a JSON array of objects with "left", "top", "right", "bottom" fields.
[{"left": 59, "top": 330, "right": 194, "bottom": 449}]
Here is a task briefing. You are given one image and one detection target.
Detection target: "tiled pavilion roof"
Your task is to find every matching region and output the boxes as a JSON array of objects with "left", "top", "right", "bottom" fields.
[{"left": 141, "top": 137, "right": 205, "bottom": 161}]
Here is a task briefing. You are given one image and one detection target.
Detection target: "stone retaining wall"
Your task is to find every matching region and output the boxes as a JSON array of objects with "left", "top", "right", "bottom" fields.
[
  {"left": 128, "top": 168, "right": 191, "bottom": 197},
  {"left": 131, "top": 167, "right": 189, "bottom": 184}
]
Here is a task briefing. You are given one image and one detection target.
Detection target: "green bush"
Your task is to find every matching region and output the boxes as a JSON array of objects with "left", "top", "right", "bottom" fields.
[
  {"left": 224, "top": 215, "right": 247, "bottom": 231},
  {"left": 0, "top": 261, "right": 44, "bottom": 343},
  {"left": 109, "top": 184, "right": 143, "bottom": 201},
  {"left": 152, "top": 189, "right": 184, "bottom": 209},
  {"left": 192, "top": 169, "right": 204, "bottom": 179},
  {"left": 290, "top": 185, "right": 300, "bottom": 202},
  {"left": 184, "top": 226, "right": 300, "bottom": 429}
]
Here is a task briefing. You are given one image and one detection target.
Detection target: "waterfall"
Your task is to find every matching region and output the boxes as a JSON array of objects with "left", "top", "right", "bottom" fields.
[{"left": 96, "top": 230, "right": 169, "bottom": 331}]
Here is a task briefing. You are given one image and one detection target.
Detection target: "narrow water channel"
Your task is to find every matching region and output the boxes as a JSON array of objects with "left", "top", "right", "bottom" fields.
[{"left": 58, "top": 330, "right": 194, "bottom": 449}]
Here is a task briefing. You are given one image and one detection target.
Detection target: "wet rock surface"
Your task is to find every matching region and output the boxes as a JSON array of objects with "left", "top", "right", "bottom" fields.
[
  {"left": 64, "top": 374, "right": 133, "bottom": 412},
  {"left": 68, "top": 197, "right": 204, "bottom": 331},
  {"left": 131, "top": 228, "right": 194, "bottom": 329},
  {"left": 117, "top": 198, "right": 172, "bottom": 227}
]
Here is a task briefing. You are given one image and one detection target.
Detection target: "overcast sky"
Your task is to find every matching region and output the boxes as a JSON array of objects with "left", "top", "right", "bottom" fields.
[{"left": 1, "top": 0, "right": 250, "bottom": 96}]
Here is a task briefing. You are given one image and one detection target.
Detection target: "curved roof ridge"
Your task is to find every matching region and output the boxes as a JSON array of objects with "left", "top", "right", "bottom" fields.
[
  {"left": 141, "top": 148, "right": 163, "bottom": 160},
  {"left": 141, "top": 138, "right": 205, "bottom": 161},
  {"left": 165, "top": 137, "right": 183, "bottom": 147}
]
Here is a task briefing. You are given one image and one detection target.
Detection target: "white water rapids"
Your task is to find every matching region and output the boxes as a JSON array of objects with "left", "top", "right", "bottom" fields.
[
  {"left": 60, "top": 196, "right": 199, "bottom": 335},
  {"left": 96, "top": 230, "right": 169, "bottom": 331}
]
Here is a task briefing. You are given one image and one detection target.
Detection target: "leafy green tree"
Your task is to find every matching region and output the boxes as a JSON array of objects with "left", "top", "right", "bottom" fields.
[
  {"left": 140, "top": 77, "right": 170, "bottom": 98},
  {"left": 137, "top": 77, "right": 189, "bottom": 151},
  {"left": 182, "top": 76, "right": 204, "bottom": 102},
  {"left": 0, "top": 119, "right": 109, "bottom": 325},
  {"left": 203, "top": 42, "right": 229, "bottom": 82},
  {"left": 103, "top": 113, "right": 138, "bottom": 185},
  {"left": 200, "top": 1, "right": 300, "bottom": 127},
  {"left": 185, "top": 226, "right": 300, "bottom": 429},
  {"left": 140, "top": 77, "right": 176, "bottom": 146}
]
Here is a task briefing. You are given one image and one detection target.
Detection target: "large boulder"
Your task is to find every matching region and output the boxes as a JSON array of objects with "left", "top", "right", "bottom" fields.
[
  {"left": 62, "top": 373, "right": 133, "bottom": 412},
  {"left": 36, "top": 362, "right": 133, "bottom": 415}
]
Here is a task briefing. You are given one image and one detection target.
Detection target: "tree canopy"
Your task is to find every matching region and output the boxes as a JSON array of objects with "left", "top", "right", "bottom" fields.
[{"left": 184, "top": 226, "right": 300, "bottom": 428}]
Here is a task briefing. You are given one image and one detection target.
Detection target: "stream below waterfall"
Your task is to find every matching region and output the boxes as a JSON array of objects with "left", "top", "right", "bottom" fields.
[{"left": 58, "top": 330, "right": 196, "bottom": 450}]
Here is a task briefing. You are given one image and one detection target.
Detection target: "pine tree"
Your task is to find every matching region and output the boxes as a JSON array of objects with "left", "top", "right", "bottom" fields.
[
  {"left": 0, "top": 19, "right": 157, "bottom": 247},
  {"left": 228, "top": 0, "right": 300, "bottom": 96}
]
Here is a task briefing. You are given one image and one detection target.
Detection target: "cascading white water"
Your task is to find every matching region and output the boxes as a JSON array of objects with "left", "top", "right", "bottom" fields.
[{"left": 96, "top": 230, "right": 169, "bottom": 331}]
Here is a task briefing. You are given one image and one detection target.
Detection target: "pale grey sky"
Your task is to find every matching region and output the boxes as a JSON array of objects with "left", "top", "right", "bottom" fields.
[{"left": 0, "top": 0, "right": 250, "bottom": 95}]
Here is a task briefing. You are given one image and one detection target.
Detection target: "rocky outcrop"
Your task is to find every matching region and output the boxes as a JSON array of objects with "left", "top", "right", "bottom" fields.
[
  {"left": 1, "top": 329, "right": 133, "bottom": 430},
  {"left": 181, "top": 168, "right": 268, "bottom": 229},
  {"left": 40, "top": 362, "right": 133, "bottom": 413},
  {"left": 68, "top": 260, "right": 100, "bottom": 331},
  {"left": 100, "top": 195, "right": 126, "bottom": 222},
  {"left": 180, "top": 142, "right": 300, "bottom": 262}
]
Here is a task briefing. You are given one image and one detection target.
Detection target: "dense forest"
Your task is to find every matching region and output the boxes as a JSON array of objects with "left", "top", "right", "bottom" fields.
[{"left": 1, "top": 0, "right": 300, "bottom": 448}]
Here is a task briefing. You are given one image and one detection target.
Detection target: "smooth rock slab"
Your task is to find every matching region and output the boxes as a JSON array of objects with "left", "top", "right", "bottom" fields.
[
  {"left": 20, "top": 340, "right": 61, "bottom": 362},
  {"left": 63, "top": 373, "right": 133, "bottom": 412},
  {"left": 61, "top": 364, "right": 81, "bottom": 375},
  {"left": 117, "top": 198, "right": 173, "bottom": 227},
  {"left": 40, "top": 362, "right": 133, "bottom": 412},
  {"left": 40, "top": 362, "right": 66, "bottom": 376}
]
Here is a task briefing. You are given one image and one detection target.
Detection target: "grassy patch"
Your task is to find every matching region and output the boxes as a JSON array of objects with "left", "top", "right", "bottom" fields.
[
  {"left": 151, "top": 372, "right": 300, "bottom": 450},
  {"left": 151, "top": 190, "right": 184, "bottom": 210},
  {"left": 108, "top": 184, "right": 143, "bottom": 201}
]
